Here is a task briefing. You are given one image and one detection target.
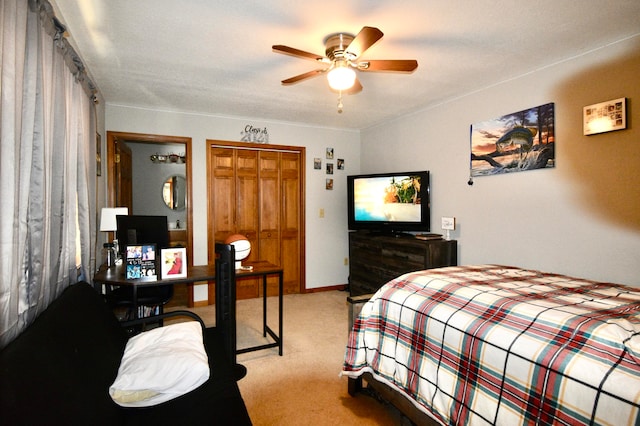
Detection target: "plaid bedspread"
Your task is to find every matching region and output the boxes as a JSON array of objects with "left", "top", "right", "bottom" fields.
[{"left": 343, "top": 265, "right": 640, "bottom": 426}]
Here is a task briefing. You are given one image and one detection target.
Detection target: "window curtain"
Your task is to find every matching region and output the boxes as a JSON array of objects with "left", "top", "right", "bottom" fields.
[{"left": 0, "top": 0, "right": 97, "bottom": 349}]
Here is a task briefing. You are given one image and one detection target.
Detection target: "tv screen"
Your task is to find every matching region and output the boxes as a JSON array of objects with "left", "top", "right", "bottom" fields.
[
  {"left": 115, "top": 215, "right": 169, "bottom": 258},
  {"left": 347, "top": 171, "right": 430, "bottom": 233}
]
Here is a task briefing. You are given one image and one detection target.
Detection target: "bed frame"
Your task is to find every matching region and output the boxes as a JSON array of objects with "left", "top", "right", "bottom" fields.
[{"left": 347, "top": 294, "right": 439, "bottom": 426}]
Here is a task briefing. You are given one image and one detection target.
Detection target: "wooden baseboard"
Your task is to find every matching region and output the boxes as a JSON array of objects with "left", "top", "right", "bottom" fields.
[
  {"left": 192, "top": 300, "right": 209, "bottom": 308},
  {"left": 303, "top": 284, "right": 348, "bottom": 293}
]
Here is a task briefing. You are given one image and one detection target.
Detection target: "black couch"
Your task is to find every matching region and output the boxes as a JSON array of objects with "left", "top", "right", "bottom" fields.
[{"left": 0, "top": 282, "right": 252, "bottom": 425}]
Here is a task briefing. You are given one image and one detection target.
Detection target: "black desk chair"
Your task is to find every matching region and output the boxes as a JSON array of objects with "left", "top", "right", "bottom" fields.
[{"left": 215, "top": 242, "right": 246, "bottom": 380}]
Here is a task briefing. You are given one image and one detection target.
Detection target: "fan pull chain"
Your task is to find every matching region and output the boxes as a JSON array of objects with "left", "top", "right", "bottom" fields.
[{"left": 337, "top": 91, "right": 344, "bottom": 113}]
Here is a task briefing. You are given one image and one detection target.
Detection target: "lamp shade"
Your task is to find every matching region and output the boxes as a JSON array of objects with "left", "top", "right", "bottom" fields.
[
  {"left": 224, "top": 234, "right": 251, "bottom": 269},
  {"left": 327, "top": 61, "right": 356, "bottom": 91},
  {"left": 99, "top": 207, "right": 129, "bottom": 232}
]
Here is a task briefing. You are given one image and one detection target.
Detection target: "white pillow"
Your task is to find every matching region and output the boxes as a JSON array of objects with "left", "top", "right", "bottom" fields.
[{"left": 109, "top": 321, "right": 210, "bottom": 407}]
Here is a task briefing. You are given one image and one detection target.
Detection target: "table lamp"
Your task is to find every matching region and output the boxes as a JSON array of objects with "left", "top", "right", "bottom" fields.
[{"left": 100, "top": 207, "right": 129, "bottom": 255}]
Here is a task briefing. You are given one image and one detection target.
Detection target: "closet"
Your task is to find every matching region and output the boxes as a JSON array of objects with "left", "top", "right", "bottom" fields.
[{"left": 207, "top": 141, "right": 304, "bottom": 300}]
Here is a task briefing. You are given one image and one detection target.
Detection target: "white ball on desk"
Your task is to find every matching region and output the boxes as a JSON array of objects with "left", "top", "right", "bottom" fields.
[{"left": 224, "top": 234, "right": 251, "bottom": 261}]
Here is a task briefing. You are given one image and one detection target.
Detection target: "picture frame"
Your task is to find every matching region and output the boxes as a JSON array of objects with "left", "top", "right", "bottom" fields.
[
  {"left": 326, "top": 162, "right": 334, "bottom": 174},
  {"left": 161, "top": 247, "right": 187, "bottom": 279},
  {"left": 583, "top": 97, "right": 626, "bottom": 135},
  {"left": 326, "top": 178, "right": 333, "bottom": 190},
  {"left": 125, "top": 244, "right": 157, "bottom": 280},
  {"left": 326, "top": 147, "right": 334, "bottom": 159},
  {"left": 471, "top": 102, "right": 555, "bottom": 177},
  {"left": 314, "top": 157, "right": 322, "bottom": 170}
]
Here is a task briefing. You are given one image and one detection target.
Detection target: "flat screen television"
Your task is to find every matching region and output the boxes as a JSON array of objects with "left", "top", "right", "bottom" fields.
[
  {"left": 115, "top": 215, "right": 169, "bottom": 258},
  {"left": 347, "top": 170, "right": 430, "bottom": 234}
]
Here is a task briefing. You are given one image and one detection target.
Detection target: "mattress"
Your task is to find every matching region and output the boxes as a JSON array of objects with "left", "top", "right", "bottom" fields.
[{"left": 343, "top": 265, "right": 640, "bottom": 425}]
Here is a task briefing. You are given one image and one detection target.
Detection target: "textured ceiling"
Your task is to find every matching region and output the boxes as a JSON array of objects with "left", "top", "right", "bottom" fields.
[{"left": 50, "top": 0, "right": 640, "bottom": 130}]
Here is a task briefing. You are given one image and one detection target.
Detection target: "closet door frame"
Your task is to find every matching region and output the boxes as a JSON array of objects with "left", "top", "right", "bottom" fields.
[{"left": 206, "top": 140, "right": 306, "bottom": 301}]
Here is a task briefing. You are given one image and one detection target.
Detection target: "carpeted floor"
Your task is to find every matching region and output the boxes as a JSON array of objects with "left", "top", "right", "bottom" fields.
[{"left": 169, "top": 290, "right": 407, "bottom": 425}]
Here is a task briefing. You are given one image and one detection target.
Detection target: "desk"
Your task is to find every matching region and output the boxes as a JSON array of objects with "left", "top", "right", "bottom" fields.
[
  {"left": 94, "top": 260, "right": 284, "bottom": 356},
  {"left": 233, "top": 262, "right": 283, "bottom": 356}
]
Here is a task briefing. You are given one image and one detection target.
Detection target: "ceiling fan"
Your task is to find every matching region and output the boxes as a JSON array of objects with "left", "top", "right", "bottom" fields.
[{"left": 272, "top": 26, "right": 418, "bottom": 112}]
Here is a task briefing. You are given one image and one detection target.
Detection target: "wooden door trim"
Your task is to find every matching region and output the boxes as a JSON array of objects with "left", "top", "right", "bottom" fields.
[
  {"left": 208, "top": 140, "right": 305, "bottom": 153},
  {"left": 106, "top": 131, "right": 194, "bottom": 306},
  {"left": 206, "top": 140, "right": 306, "bottom": 297}
]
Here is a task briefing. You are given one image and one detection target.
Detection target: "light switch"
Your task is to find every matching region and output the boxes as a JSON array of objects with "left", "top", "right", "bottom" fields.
[{"left": 319, "top": 208, "right": 325, "bottom": 218}]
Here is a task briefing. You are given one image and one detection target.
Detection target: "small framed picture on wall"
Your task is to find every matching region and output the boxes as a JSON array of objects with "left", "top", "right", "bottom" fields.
[
  {"left": 326, "top": 178, "right": 333, "bottom": 190},
  {"left": 326, "top": 163, "right": 334, "bottom": 174},
  {"left": 326, "top": 147, "right": 334, "bottom": 159},
  {"left": 583, "top": 97, "right": 627, "bottom": 135}
]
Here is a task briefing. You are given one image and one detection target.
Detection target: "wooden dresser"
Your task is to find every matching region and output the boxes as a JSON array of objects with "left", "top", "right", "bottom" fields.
[{"left": 348, "top": 231, "right": 457, "bottom": 296}]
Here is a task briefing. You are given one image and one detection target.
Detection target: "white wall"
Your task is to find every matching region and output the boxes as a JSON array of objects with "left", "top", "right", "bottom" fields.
[
  {"left": 361, "top": 36, "right": 640, "bottom": 286},
  {"left": 105, "top": 107, "right": 360, "bottom": 299}
]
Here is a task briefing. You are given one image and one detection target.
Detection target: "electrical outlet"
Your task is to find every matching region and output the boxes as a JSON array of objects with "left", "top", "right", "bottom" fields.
[{"left": 441, "top": 217, "right": 455, "bottom": 231}]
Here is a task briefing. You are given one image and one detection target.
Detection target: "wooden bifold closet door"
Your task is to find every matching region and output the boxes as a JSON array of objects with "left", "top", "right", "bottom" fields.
[{"left": 207, "top": 141, "right": 305, "bottom": 300}]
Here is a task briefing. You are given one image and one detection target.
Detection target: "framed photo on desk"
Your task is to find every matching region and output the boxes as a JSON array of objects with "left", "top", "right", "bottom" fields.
[
  {"left": 161, "top": 247, "right": 187, "bottom": 279},
  {"left": 125, "top": 244, "right": 157, "bottom": 279}
]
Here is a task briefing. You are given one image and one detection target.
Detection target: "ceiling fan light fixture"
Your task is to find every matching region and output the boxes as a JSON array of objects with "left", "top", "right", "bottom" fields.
[
  {"left": 327, "top": 61, "right": 356, "bottom": 91},
  {"left": 273, "top": 26, "right": 418, "bottom": 112}
]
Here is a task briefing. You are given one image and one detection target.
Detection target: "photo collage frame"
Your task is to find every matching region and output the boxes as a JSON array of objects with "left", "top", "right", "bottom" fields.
[{"left": 125, "top": 244, "right": 157, "bottom": 280}]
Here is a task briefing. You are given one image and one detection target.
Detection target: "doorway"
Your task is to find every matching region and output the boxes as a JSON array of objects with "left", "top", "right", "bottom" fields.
[{"left": 106, "top": 131, "right": 193, "bottom": 306}]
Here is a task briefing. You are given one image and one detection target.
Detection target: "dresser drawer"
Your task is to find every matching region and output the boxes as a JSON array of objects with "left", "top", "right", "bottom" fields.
[{"left": 348, "top": 232, "right": 457, "bottom": 297}]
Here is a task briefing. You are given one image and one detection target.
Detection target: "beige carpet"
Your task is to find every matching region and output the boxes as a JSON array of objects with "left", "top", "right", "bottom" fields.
[{"left": 169, "top": 290, "right": 406, "bottom": 425}]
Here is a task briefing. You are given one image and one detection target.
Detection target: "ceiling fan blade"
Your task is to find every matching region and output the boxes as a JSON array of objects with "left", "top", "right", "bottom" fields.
[
  {"left": 272, "top": 45, "right": 325, "bottom": 62},
  {"left": 358, "top": 59, "right": 418, "bottom": 72},
  {"left": 345, "top": 26, "right": 384, "bottom": 58},
  {"left": 281, "top": 69, "right": 326, "bottom": 85}
]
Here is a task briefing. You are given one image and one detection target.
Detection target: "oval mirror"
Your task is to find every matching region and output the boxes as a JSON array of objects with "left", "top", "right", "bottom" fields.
[{"left": 162, "top": 175, "right": 186, "bottom": 211}]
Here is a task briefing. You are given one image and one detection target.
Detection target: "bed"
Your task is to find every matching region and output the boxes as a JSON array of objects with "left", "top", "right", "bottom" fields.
[{"left": 342, "top": 265, "right": 640, "bottom": 425}]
